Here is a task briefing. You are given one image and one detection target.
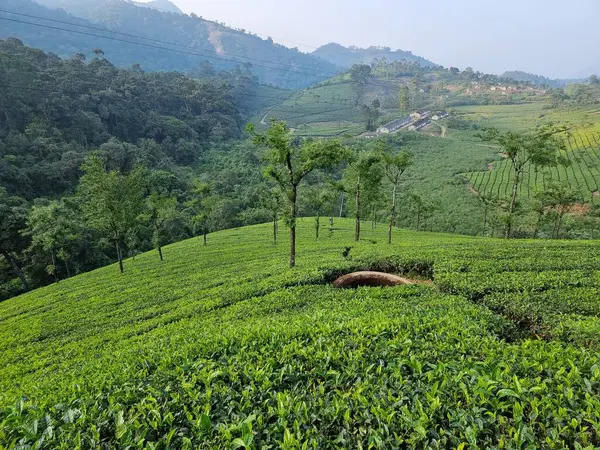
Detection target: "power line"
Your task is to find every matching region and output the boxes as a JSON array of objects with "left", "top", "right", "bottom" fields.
[
  {"left": 0, "top": 10, "right": 426, "bottom": 91},
  {"left": 0, "top": 9, "right": 336, "bottom": 77},
  {"left": 0, "top": 16, "right": 339, "bottom": 80}
]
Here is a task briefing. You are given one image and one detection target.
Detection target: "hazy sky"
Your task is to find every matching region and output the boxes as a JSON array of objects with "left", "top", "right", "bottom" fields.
[{"left": 164, "top": 0, "right": 598, "bottom": 79}]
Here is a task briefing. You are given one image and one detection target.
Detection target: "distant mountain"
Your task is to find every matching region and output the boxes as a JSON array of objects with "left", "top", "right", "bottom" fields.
[
  {"left": 501, "top": 70, "right": 580, "bottom": 88},
  {"left": 312, "top": 43, "right": 435, "bottom": 69},
  {"left": 1, "top": 0, "right": 339, "bottom": 89},
  {"left": 134, "top": 0, "right": 183, "bottom": 14}
]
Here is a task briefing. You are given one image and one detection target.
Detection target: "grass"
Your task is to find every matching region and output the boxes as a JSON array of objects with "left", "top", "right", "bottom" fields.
[{"left": 2, "top": 219, "right": 600, "bottom": 448}]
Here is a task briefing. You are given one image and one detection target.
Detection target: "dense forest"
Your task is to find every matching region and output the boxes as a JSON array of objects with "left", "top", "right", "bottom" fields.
[{"left": 0, "top": 39, "right": 277, "bottom": 299}]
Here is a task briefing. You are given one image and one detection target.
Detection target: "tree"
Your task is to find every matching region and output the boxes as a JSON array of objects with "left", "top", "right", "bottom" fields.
[
  {"left": 344, "top": 150, "right": 383, "bottom": 242},
  {"left": 78, "top": 155, "right": 146, "bottom": 273},
  {"left": 361, "top": 99, "right": 381, "bottom": 132},
  {"left": 398, "top": 85, "right": 410, "bottom": 114},
  {"left": 590, "top": 74, "right": 599, "bottom": 85},
  {"left": 188, "top": 181, "right": 212, "bottom": 246},
  {"left": 349, "top": 64, "right": 372, "bottom": 85},
  {"left": 259, "top": 186, "right": 284, "bottom": 245},
  {"left": 25, "top": 199, "right": 83, "bottom": 281},
  {"left": 475, "top": 193, "right": 499, "bottom": 237},
  {"left": 381, "top": 145, "right": 412, "bottom": 244},
  {"left": 0, "top": 188, "right": 30, "bottom": 292},
  {"left": 248, "top": 121, "right": 348, "bottom": 267},
  {"left": 542, "top": 181, "right": 580, "bottom": 239},
  {"left": 478, "top": 126, "right": 567, "bottom": 238},
  {"left": 303, "top": 184, "right": 337, "bottom": 239},
  {"left": 145, "top": 192, "right": 179, "bottom": 261}
]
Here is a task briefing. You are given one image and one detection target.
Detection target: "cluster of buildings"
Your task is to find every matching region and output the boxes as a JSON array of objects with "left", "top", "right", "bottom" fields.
[{"left": 364, "top": 110, "right": 448, "bottom": 138}]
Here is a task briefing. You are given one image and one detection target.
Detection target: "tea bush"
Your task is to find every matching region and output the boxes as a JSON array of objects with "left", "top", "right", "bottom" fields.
[{"left": 1, "top": 219, "right": 600, "bottom": 448}]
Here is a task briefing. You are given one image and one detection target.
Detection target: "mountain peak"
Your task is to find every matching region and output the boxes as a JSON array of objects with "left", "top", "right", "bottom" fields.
[
  {"left": 312, "top": 42, "right": 435, "bottom": 69},
  {"left": 134, "top": 0, "right": 183, "bottom": 14}
]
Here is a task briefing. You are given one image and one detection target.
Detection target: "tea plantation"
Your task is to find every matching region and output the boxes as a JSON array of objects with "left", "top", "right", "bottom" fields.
[{"left": 1, "top": 219, "right": 600, "bottom": 449}]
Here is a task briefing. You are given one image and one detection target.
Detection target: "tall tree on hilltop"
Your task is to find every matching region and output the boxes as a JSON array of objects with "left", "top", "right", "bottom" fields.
[
  {"left": 248, "top": 121, "right": 348, "bottom": 267},
  {"left": 78, "top": 155, "right": 146, "bottom": 273},
  {"left": 478, "top": 125, "right": 567, "bottom": 238},
  {"left": 380, "top": 144, "right": 412, "bottom": 244}
]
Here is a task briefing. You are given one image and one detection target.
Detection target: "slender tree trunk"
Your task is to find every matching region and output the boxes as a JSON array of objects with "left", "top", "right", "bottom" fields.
[
  {"left": 339, "top": 194, "right": 345, "bottom": 218},
  {"left": 533, "top": 211, "right": 543, "bottom": 239},
  {"left": 51, "top": 251, "right": 59, "bottom": 283},
  {"left": 389, "top": 183, "right": 397, "bottom": 244},
  {"left": 290, "top": 185, "right": 297, "bottom": 268},
  {"left": 483, "top": 205, "right": 488, "bottom": 236},
  {"left": 158, "top": 245, "right": 163, "bottom": 261},
  {"left": 64, "top": 259, "right": 71, "bottom": 278},
  {"left": 355, "top": 178, "right": 361, "bottom": 242},
  {"left": 2, "top": 251, "right": 29, "bottom": 292},
  {"left": 273, "top": 215, "right": 277, "bottom": 245},
  {"left": 371, "top": 205, "right": 375, "bottom": 231},
  {"left": 555, "top": 211, "right": 564, "bottom": 239},
  {"left": 315, "top": 214, "right": 320, "bottom": 239},
  {"left": 506, "top": 169, "right": 520, "bottom": 239},
  {"left": 203, "top": 230, "right": 207, "bottom": 246},
  {"left": 115, "top": 240, "right": 124, "bottom": 274}
]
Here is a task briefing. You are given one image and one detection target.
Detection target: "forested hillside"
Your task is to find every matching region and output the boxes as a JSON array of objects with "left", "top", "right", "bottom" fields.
[
  {"left": 0, "top": 39, "right": 289, "bottom": 299},
  {"left": 0, "top": 0, "right": 339, "bottom": 88}
]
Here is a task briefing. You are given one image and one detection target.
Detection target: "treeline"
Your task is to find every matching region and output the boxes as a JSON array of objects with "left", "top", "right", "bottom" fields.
[{"left": 550, "top": 77, "right": 600, "bottom": 107}]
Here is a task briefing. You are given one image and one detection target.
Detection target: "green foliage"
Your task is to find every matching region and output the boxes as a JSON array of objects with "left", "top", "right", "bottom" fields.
[
  {"left": 249, "top": 121, "right": 349, "bottom": 266},
  {"left": 1, "top": 220, "right": 600, "bottom": 447},
  {"left": 78, "top": 155, "right": 146, "bottom": 272}
]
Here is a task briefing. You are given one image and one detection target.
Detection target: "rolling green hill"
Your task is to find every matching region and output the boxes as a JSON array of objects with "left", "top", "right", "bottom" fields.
[{"left": 2, "top": 219, "right": 600, "bottom": 448}]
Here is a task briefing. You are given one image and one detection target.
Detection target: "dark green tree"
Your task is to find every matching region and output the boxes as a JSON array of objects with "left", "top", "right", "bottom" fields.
[
  {"left": 145, "top": 192, "right": 179, "bottom": 261},
  {"left": 78, "top": 155, "right": 146, "bottom": 273},
  {"left": 381, "top": 146, "right": 412, "bottom": 244},
  {"left": 344, "top": 150, "right": 383, "bottom": 242},
  {"left": 0, "top": 189, "right": 30, "bottom": 292},
  {"left": 248, "top": 121, "right": 348, "bottom": 267},
  {"left": 478, "top": 126, "right": 567, "bottom": 238}
]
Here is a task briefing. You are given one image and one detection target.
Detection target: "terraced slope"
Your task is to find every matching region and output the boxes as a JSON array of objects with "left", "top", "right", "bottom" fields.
[{"left": 1, "top": 219, "right": 600, "bottom": 448}]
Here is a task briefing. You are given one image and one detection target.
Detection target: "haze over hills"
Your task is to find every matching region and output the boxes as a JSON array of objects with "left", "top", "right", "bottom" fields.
[
  {"left": 0, "top": 0, "right": 339, "bottom": 88},
  {"left": 500, "top": 70, "right": 580, "bottom": 88},
  {"left": 0, "top": 0, "right": 440, "bottom": 89},
  {"left": 312, "top": 43, "right": 436, "bottom": 69}
]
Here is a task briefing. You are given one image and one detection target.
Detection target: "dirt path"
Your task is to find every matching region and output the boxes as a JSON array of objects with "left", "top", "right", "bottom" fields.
[
  {"left": 260, "top": 105, "right": 278, "bottom": 125},
  {"left": 438, "top": 123, "right": 447, "bottom": 138},
  {"left": 261, "top": 91, "right": 304, "bottom": 125}
]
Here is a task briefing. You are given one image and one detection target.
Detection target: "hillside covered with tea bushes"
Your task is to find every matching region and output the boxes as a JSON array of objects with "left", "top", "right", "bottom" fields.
[{"left": 1, "top": 219, "right": 600, "bottom": 448}]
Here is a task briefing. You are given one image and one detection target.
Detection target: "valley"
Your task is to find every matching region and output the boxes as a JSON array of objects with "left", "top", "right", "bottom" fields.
[{"left": 1, "top": 0, "right": 600, "bottom": 447}]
